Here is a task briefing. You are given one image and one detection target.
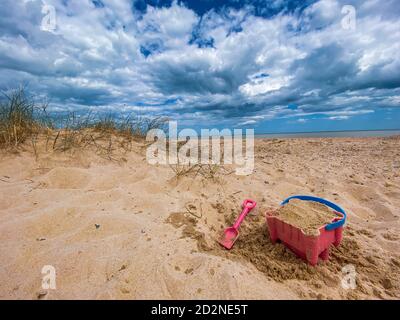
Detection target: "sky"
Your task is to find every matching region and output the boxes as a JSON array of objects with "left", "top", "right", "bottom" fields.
[{"left": 0, "top": 0, "right": 399, "bottom": 133}]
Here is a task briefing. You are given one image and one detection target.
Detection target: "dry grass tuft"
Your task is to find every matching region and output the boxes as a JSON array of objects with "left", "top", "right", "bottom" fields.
[{"left": 0, "top": 87, "right": 45, "bottom": 148}]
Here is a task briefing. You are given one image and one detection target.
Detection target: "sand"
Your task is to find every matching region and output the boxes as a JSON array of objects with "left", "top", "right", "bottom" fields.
[
  {"left": 272, "top": 199, "right": 339, "bottom": 236},
  {"left": 0, "top": 136, "right": 399, "bottom": 300}
]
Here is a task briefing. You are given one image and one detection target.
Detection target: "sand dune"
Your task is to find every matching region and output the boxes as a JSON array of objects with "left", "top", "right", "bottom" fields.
[{"left": 0, "top": 136, "right": 399, "bottom": 299}]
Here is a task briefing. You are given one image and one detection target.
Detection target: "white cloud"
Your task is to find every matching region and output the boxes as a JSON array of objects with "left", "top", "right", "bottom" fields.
[
  {"left": 0, "top": 0, "right": 399, "bottom": 125},
  {"left": 328, "top": 115, "right": 350, "bottom": 120},
  {"left": 239, "top": 119, "right": 257, "bottom": 125},
  {"left": 239, "top": 76, "right": 292, "bottom": 96}
]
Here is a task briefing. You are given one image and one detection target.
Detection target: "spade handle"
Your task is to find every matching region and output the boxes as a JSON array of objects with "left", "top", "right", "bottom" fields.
[{"left": 233, "top": 199, "right": 257, "bottom": 229}]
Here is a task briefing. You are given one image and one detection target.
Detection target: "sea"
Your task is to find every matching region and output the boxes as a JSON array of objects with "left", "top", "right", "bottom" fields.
[{"left": 255, "top": 129, "right": 400, "bottom": 138}]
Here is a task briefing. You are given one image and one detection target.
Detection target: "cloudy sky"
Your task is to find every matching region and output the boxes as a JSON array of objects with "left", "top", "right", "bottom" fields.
[{"left": 0, "top": 0, "right": 399, "bottom": 132}]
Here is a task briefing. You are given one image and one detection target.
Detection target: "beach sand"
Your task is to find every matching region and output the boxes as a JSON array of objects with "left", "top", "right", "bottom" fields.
[
  {"left": 269, "top": 198, "right": 339, "bottom": 236},
  {"left": 0, "top": 136, "right": 399, "bottom": 300}
]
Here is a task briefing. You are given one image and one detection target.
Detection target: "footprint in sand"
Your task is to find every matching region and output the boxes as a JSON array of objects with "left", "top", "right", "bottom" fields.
[
  {"left": 0, "top": 187, "right": 25, "bottom": 211},
  {"left": 347, "top": 185, "right": 379, "bottom": 202},
  {"left": 26, "top": 206, "right": 84, "bottom": 239},
  {"left": 139, "top": 179, "right": 164, "bottom": 194},
  {"left": 42, "top": 167, "right": 91, "bottom": 189},
  {"left": 350, "top": 207, "right": 374, "bottom": 220},
  {"left": 371, "top": 202, "right": 397, "bottom": 222}
]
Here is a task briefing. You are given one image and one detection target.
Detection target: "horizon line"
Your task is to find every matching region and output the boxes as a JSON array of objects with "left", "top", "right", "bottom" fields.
[{"left": 254, "top": 128, "right": 400, "bottom": 135}]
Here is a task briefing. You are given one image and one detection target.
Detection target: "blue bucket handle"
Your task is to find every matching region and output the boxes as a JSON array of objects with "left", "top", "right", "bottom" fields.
[{"left": 280, "top": 195, "right": 346, "bottom": 231}]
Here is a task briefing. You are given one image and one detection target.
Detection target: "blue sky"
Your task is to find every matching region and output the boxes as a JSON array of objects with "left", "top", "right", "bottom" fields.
[{"left": 0, "top": 0, "right": 399, "bottom": 133}]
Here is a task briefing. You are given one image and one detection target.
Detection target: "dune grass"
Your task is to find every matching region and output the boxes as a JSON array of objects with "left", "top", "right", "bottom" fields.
[
  {"left": 0, "top": 87, "right": 168, "bottom": 160},
  {"left": 0, "top": 87, "right": 42, "bottom": 148},
  {"left": 0, "top": 87, "right": 229, "bottom": 181}
]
